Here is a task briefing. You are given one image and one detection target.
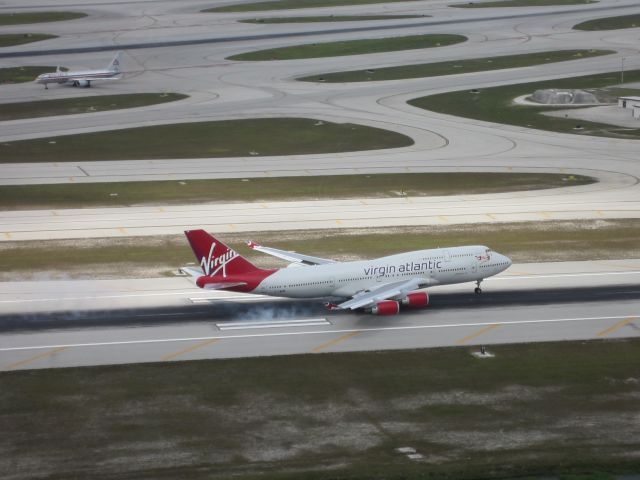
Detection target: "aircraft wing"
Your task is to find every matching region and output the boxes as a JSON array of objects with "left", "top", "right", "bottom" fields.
[
  {"left": 337, "top": 277, "right": 429, "bottom": 310},
  {"left": 246, "top": 241, "right": 337, "bottom": 266}
]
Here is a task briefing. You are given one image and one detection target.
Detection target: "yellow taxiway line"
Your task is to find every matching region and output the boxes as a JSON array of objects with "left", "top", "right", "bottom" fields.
[
  {"left": 162, "top": 338, "right": 219, "bottom": 361},
  {"left": 5, "top": 347, "right": 68, "bottom": 370},
  {"left": 312, "top": 331, "right": 361, "bottom": 353},
  {"left": 456, "top": 324, "right": 500, "bottom": 345},
  {"left": 597, "top": 317, "right": 636, "bottom": 337}
]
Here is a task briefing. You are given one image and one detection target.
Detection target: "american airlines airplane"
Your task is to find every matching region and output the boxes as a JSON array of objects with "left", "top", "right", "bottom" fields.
[
  {"left": 35, "top": 51, "right": 123, "bottom": 89},
  {"left": 183, "top": 230, "right": 512, "bottom": 315}
]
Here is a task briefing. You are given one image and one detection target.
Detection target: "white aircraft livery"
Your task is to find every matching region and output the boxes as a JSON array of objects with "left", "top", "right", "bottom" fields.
[
  {"left": 183, "top": 230, "right": 512, "bottom": 315},
  {"left": 35, "top": 51, "right": 123, "bottom": 89}
]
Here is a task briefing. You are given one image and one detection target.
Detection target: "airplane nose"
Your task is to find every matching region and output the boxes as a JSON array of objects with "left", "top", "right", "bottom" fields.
[{"left": 502, "top": 254, "right": 512, "bottom": 268}]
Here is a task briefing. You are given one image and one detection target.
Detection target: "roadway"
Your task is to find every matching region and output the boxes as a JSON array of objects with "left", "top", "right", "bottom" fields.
[{"left": 1, "top": 260, "right": 639, "bottom": 370}]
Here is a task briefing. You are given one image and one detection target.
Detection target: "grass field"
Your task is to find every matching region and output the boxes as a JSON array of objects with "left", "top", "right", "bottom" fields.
[
  {"left": 228, "top": 34, "right": 466, "bottom": 61},
  {"left": 205, "top": 0, "right": 419, "bottom": 13},
  {"left": 0, "top": 118, "right": 413, "bottom": 163},
  {"left": 1, "top": 219, "right": 637, "bottom": 279},
  {"left": 0, "top": 11, "right": 86, "bottom": 25},
  {"left": 574, "top": 13, "right": 640, "bottom": 30},
  {"left": 0, "top": 93, "right": 188, "bottom": 121},
  {"left": 0, "top": 33, "right": 56, "bottom": 47},
  {"left": 0, "top": 66, "right": 65, "bottom": 84},
  {"left": 240, "top": 14, "right": 425, "bottom": 23},
  {"left": 300, "top": 49, "right": 612, "bottom": 82},
  {"left": 0, "top": 173, "right": 592, "bottom": 210},
  {"left": 1, "top": 340, "right": 638, "bottom": 479},
  {"left": 451, "top": 0, "right": 596, "bottom": 7},
  {"left": 408, "top": 69, "right": 640, "bottom": 139}
]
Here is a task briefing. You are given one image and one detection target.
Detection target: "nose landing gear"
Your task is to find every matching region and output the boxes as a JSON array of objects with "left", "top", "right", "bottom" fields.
[{"left": 474, "top": 280, "right": 483, "bottom": 295}]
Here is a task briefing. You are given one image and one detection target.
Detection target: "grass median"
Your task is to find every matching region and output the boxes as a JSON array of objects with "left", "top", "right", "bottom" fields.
[
  {"left": 300, "top": 49, "right": 613, "bottom": 82},
  {"left": 0, "top": 118, "right": 413, "bottom": 163},
  {"left": 1, "top": 219, "right": 638, "bottom": 279},
  {"left": 0, "top": 11, "right": 86, "bottom": 26},
  {"left": 450, "top": 0, "right": 596, "bottom": 7},
  {"left": 240, "top": 14, "right": 425, "bottom": 23},
  {"left": 0, "top": 33, "right": 56, "bottom": 47},
  {"left": 1, "top": 339, "right": 638, "bottom": 479},
  {"left": 205, "top": 0, "right": 419, "bottom": 13},
  {"left": 408, "top": 69, "right": 640, "bottom": 139},
  {"left": 574, "top": 13, "right": 640, "bottom": 30},
  {"left": 228, "top": 34, "right": 466, "bottom": 61},
  {"left": 0, "top": 66, "right": 64, "bottom": 84},
  {"left": 0, "top": 93, "right": 188, "bottom": 121},
  {"left": 0, "top": 173, "right": 592, "bottom": 210}
]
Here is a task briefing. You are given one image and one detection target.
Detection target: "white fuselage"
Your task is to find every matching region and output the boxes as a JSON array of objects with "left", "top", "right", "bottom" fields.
[
  {"left": 253, "top": 245, "right": 510, "bottom": 299},
  {"left": 35, "top": 69, "right": 120, "bottom": 85}
]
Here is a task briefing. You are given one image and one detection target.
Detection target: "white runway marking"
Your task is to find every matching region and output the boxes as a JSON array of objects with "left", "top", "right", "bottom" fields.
[
  {"left": 216, "top": 318, "right": 330, "bottom": 330},
  {"left": 1, "top": 315, "right": 636, "bottom": 353}
]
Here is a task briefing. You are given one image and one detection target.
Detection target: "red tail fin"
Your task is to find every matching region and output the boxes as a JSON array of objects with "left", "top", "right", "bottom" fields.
[{"left": 185, "top": 230, "right": 259, "bottom": 277}]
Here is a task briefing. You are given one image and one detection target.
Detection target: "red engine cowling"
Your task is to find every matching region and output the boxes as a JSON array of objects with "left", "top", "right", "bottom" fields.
[
  {"left": 401, "top": 291, "right": 430, "bottom": 308},
  {"left": 370, "top": 300, "right": 400, "bottom": 316}
]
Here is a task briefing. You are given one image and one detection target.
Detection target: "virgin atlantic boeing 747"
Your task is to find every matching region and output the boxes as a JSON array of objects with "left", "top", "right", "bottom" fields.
[{"left": 182, "top": 230, "right": 511, "bottom": 315}]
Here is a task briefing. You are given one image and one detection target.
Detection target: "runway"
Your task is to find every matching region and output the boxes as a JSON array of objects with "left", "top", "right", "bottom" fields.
[
  {"left": 1, "top": 260, "right": 638, "bottom": 371},
  {"left": 0, "top": 2, "right": 636, "bottom": 58},
  {"left": 1, "top": 180, "right": 639, "bottom": 240}
]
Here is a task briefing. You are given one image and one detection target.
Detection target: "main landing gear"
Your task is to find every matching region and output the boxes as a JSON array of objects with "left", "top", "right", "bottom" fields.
[{"left": 474, "top": 280, "right": 483, "bottom": 295}]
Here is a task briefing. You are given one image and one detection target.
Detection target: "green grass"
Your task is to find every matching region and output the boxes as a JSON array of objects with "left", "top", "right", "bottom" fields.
[
  {"left": 205, "top": 0, "right": 420, "bottom": 13},
  {"left": 228, "top": 34, "right": 466, "bottom": 61},
  {"left": 1, "top": 219, "right": 638, "bottom": 277},
  {"left": 1, "top": 340, "right": 638, "bottom": 479},
  {"left": 451, "top": 0, "right": 597, "bottom": 7},
  {"left": 0, "top": 93, "right": 188, "bottom": 121},
  {"left": 240, "top": 14, "right": 426, "bottom": 23},
  {"left": 0, "top": 33, "right": 56, "bottom": 47},
  {"left": 300, "top": 49, "right": 613, "bottom": 82},
  {"left": 574, "top": 13, "right": 640, "bottom": 31},
  {"left": 0, "top": 11, "right": 86, "bottom": 26},
  {"left": 0, "top": 66, "right": 65, "bottom": 84},
  {"left": 0, "top": 118, "right": 413, "bottom": 163},
  {"left": 408, "top": 69, "right": 640, "bottom": 139},
  {"left": 0, "top": 173, "right": 592, "bottom": 210}
]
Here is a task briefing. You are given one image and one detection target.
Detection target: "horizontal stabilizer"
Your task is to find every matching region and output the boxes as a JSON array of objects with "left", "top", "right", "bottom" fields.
[{"left": 201, "top": 282, "right": 247, "bottom": 290}]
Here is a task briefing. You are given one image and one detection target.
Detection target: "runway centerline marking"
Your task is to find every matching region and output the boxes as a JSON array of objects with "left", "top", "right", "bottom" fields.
[
  {"left": 162, "top": 339, "right": 219, "bottom": 362},
  {"left": 216, "top": 318, "right": 330, "bottom": 331},
  {"left": 312, "top": 331, "right": 361, "bottom": 353},
  {"left": 456, "top": 324, "right": 500, "bottom": 345},
  {"left": 597, "top": 317, "right": 636, "bottom": 337},
  {"left": 1, "top": 315, "right": 637, "bottom": 354},
  {"left": 4, "top": 347, "right": 68, "bottom": 370}
]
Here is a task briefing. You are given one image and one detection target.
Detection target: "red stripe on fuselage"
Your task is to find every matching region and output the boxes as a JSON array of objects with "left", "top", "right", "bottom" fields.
[{"left": 198, "top": 269, "right": 278, "bottom": 292}]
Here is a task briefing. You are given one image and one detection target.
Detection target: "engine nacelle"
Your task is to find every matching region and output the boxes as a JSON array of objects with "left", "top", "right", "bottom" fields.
[
  {"left": 76, "top": 80, "right": 90, "bottom": 87},
  {"left": 370, "top": 300, "right": 400, "bottom": 316},
  {"left": 401, "top": 291, "right": 429, "bottom": 308}
]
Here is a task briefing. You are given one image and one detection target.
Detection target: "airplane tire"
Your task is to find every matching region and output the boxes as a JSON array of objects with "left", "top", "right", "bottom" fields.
[{"left": 474, "top": 287, "right": 482, "bottom": 294}]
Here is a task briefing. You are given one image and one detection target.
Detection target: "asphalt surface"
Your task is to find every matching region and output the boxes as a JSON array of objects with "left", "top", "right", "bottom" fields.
[
  {"left": 0, "top": 0, "right": 638, "bottom": 240},
  {"left": 1, "top": 260, "right": 638, "bottom": 370}
]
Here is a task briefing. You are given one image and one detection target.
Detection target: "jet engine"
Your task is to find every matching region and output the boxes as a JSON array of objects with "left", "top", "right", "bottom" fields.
[
  {"left": 76, "top": 80, "right": 90, "bottom": 88},
  {"left": 370, "top": 300, "right": 400, "bottom": 316},
  {"left": 401, "top": 291, "right": 429, "bottom": 308}
]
